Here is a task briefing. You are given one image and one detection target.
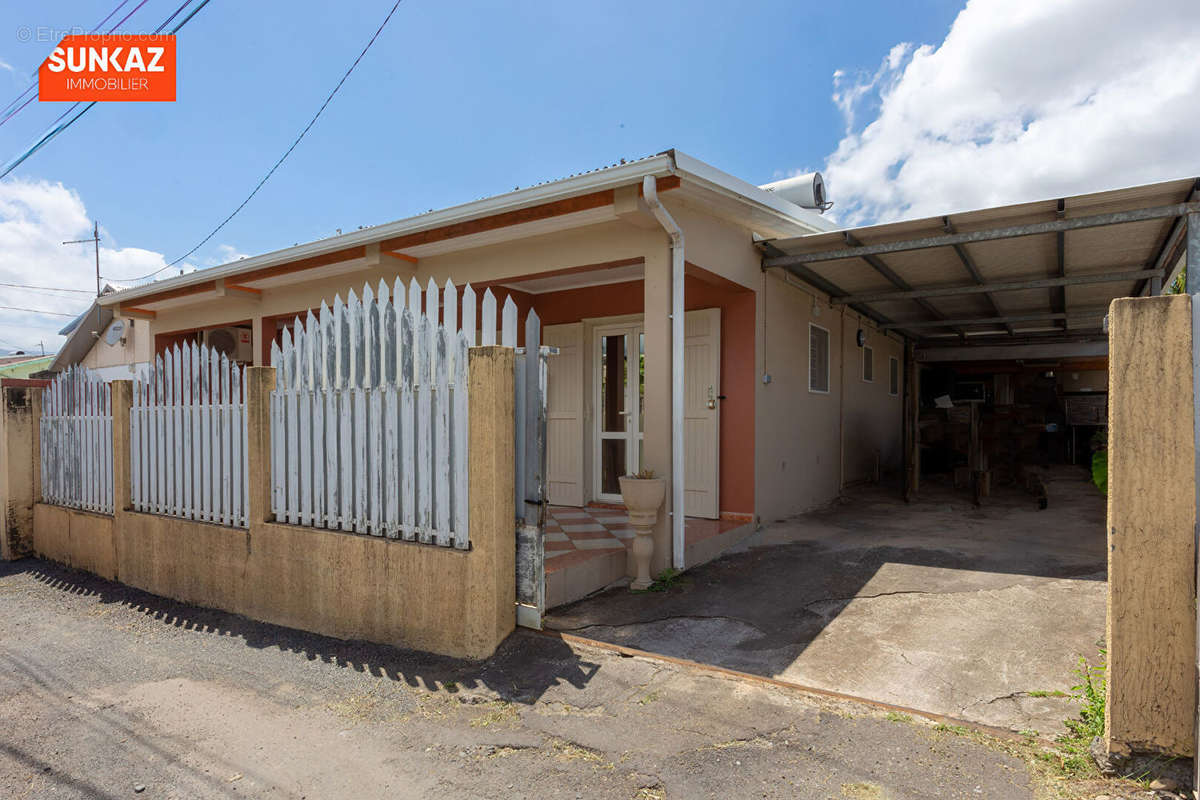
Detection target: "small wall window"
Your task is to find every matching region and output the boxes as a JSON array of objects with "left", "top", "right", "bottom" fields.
[
  {"left": 809, "top": 323, "right": 830, "bottom": 393},
  {"left": 862, "top": 345, "right": 874, "bottom": 382},
  {"left": 889, "top": 356, "right": 900, "bottom": 396}
]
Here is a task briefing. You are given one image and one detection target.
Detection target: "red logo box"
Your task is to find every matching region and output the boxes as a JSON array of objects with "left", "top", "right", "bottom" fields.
[{"left": 39, "top": 34, "right": 176, "bottom": 102}]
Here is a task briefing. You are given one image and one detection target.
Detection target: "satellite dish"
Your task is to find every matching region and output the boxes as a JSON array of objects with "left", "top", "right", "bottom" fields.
[{"left": 104, "top": 320, "right": 125, "bottom": 346}]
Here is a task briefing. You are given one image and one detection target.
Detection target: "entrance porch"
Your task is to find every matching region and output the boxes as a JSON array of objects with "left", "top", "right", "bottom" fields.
[{"left": 544, "top": 504, "right": 753, "bottom": 608}]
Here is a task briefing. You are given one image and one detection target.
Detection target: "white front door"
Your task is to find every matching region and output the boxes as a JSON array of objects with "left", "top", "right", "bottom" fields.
[
  {"left": 544, "top": 323, "right": 584, "bottom": 506},
  {"left": 593, "top": 323, "right": 644, "bottom": 503},
  {"left": 684, "top": 308, "right": 721, "bottom": 519}
]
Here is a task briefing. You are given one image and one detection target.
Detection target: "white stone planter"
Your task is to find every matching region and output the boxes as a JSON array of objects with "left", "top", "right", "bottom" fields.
[{"left": 618, "top": 476, "right": 666, "bottom": 591}]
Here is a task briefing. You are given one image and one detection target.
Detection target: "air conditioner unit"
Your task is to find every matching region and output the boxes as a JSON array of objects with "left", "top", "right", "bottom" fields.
[{"left": 204, "top": 326, "right": 253, "bottom": 363}]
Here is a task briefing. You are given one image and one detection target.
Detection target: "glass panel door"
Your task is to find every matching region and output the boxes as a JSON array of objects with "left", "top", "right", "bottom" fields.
[{"left": 594, "top": 324, "right": 644, "bottom": 502}]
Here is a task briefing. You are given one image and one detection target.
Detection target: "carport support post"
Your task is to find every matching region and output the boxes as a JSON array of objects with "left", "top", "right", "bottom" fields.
[
  {"left": 903, "top": 341, "right": 919, "bottom": 501},
  {"left": 1189, "top": 212, "right": 1200, "bottom": 798}
]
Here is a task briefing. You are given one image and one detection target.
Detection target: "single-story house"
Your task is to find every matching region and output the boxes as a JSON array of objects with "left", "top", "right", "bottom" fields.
[{"left": 58, "top": 149, "right": 907, "bottom": 601}]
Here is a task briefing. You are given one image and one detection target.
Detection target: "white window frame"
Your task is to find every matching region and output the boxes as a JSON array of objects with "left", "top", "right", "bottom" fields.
[
  {"left": 808, "top": 322, "right": 830, "bottom": 394},
  {"left": 889, "top": 355, "right": 900, "bottom": 396},
  {"left": 862, "top": 345, "right": 874, "bottom": 383}
]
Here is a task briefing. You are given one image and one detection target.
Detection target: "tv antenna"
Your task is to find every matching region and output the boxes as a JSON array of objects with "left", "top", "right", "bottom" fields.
[{"left": 63, "top": 220, "right": 101, "bottom": 336}]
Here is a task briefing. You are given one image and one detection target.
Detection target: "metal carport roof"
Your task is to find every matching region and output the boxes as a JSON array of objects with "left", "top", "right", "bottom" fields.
[{"left": 758, "top": 177, "right": 1200, "bottom": 357}]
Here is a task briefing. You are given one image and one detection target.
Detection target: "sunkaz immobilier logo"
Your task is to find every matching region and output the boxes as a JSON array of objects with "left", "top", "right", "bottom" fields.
[{"left": 39, "top": 35, "right": 176, "bottom": 101}]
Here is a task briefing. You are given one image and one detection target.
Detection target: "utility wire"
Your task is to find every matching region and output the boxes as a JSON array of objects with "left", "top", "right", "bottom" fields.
[
  {"left": 0, "top": 305, "right": 79, "bottom": 317},
  {"left": 0, "top": 0, "right": 134, "bottom": 122},
  {"left": 0, "top": 0, "right": 153, "bottom": 132},
  {"left": 107, "top": 0, "right": 405, "bottom": 283},
  {"left": 0, "top": 281, "right": 95, "bottom": 294},
  {"left": 0, "top": 0, "right": 209, "bottom": 180}
]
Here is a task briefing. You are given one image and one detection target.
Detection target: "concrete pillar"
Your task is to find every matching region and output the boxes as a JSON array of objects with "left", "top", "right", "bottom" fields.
[
  {"left": 0, "top": 385, "right": 37, "bottom": 561},
  {"left": 111, "top": 381, "right": 132, "bottom": 512},
  {"left": 1106, "top": 295, "right": 1196, "bottom": 757},
  {"left": 463, "top": 346, "right": 516, "bottom": 659},
  {"left": 252, "top": 315, "right": 268, "bottom": 367},
  {"left": 641, "top": 246, "right": 673, "bottom": 575},
  {"left": 245, "top": 366, "right": 276, "bottom": 524}
]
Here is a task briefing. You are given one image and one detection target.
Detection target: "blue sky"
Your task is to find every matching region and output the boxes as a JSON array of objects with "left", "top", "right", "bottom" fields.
[
  {"left": 0, "top": 0, "right": 960, "bottom": 261},
  {"left": 0, "top": 0, "right": 1197, "bottom": 353}
]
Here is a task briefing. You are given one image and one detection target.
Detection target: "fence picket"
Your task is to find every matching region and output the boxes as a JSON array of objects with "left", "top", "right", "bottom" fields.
[
  {"left": 38, "top": 366, "right": 114, "bottom": 514},
  {"left": 263, "top": 276, "right": 502, "bottom": 548}
]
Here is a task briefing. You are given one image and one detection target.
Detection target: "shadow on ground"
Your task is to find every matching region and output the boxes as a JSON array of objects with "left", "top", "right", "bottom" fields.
[{"left": 0, "top": 558, "right": 599, "bottom": 706}]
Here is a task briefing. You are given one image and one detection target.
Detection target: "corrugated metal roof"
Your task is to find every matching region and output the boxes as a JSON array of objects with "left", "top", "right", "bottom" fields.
[{"left": 761, "top": 176, "right": 1200, "bottom": 345}]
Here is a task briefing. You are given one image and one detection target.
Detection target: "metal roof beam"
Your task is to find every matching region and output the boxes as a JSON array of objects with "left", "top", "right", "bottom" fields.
[
  {"left": 1055, "top": 199, "right": 1067, "bottom": 330},
  {"left": 1136, "top": 180, "right": 1200, "bottom": 296},
  {"left": 942, "top": 216, "right": 1013, "bottom": 335},
  {"left": 915, "top": 339, "right": 1108, "bottom": 363},
  {"left": 842, "top": 232, "right": 966, "bottom": 337},
  {"left": 830, "top": 268, "right": 1162, "bottom": 305},
  {"left": 763, "top": 201, "right": 1200, "bottom": 267},
  {"left": 880, "top": 308, "right": 1107, "bottom": 331},
  {"left": 760, "top": 241, "right": 914, "bottom": 336}
]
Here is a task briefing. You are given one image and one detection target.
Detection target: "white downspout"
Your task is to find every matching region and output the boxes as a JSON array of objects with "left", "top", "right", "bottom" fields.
[{"left": 642, "top": 175, "right": 686, "bottom": 571}]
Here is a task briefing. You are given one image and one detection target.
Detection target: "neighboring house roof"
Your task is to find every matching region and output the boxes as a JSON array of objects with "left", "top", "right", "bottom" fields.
[
  {"left": 0, "top": 355, "right": 55, "bottom": 379},
  {"left": 98, "top": 149, "right": 835, "bottom": 310}
]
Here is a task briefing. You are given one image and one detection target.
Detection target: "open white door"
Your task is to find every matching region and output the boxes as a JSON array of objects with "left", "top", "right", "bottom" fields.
[
  {"left": 544, "top": 322, "right": 584, "bottom": 506},
  {"left": 684, "top": 308, "right": 721, "bottom": 519}
]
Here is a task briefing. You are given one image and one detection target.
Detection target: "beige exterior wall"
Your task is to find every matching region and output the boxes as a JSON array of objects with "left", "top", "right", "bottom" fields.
[
  {"left": 755, "top": 271, "right": 844, "bottom": 521},
  {"left": 1105, "top": 295, "right": 1195, "bottom": 757},
  {"left": 24, "top": 349, "right": 517, "bottom": 661},
  {"left": 82, "top": 197, "right": 899, "bottom": 533},
  {"left": 81, "top": 316, "right": 152, "bottom": 374},
  {"left": 840, "top": 311, "right": 905, "bottom": 485}
]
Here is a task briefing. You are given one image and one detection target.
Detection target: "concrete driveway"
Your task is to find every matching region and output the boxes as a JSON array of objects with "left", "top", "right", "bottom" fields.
[{"left": 545, "top": 467, "right": 1107, "bottom": 736}]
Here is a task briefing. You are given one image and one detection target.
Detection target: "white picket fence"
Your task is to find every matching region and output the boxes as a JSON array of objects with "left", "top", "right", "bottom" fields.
[
  {"left": 40, "top": 366, "right": 114, "bottom": 514},
  {"left": 131, "top": 342, "right": 249, "bottom": 528},
  {"left": 270, "top": 277, "right": 508, "bottom": 547}
]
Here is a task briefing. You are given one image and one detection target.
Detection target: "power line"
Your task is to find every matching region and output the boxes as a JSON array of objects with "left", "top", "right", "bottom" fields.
[
  {"left": 112, "top": 0, "right": 405, "bottom": 282},
  {"left": 0, "top": 304, "right": 80, "bottom": 318},
  {"left": 0, "top": 0, "right": 135, "bottom": 120},
  {"left": 0, "top": 0, "right": 209, "bottom": 180},
  {"left": 0, "top": 0, "right": 151, "bottom": 132},
  {"left": 0, "top": 281, "right": 95, "bottom": 294}
]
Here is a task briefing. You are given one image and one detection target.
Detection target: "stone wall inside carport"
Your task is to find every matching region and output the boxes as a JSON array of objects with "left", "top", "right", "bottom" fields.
[{"left": 1105, "top": 294, "right": 1196, "bottom": 758}]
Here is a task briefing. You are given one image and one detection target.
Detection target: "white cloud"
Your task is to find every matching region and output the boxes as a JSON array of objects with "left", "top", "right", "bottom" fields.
[
  {"left": 817, "top": 0, "right": 1200, "bottom": 225},
  {"left": 0, "top": 179, "right": 205, "bottom": 355}
]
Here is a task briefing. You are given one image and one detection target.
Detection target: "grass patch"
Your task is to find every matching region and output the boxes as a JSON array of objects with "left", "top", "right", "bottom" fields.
[
  {"left": 632, "top": 568, "right": 689, "bottom": 593},
  {"left": 885, "top": 711, "right": 912, "bottom": 724},
  {"left": 1026, "top": 690, "right": 1069, "bottom": 698},
  {"left": 1034, "top": 648, "right": 1107, "bottom": 781}
]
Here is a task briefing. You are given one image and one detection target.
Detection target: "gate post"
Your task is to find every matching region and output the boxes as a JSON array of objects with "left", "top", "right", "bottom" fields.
[
  {"left": 0, "top": 382, "right": 39, "bottom": 560},
  {"left": 110, "top": 381, "right": 132, "bottom": 512},
  {"left": 245, "top": 366, "right": 277, "bottom": 525},
  {"left": 1106, "top": 294, "right": 1196, "bottom": 758},
  {"left": 464, "top": 345, "right": 516, "bottom": 659}
]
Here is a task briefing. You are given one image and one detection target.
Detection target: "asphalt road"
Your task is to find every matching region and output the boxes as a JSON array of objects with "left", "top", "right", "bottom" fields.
[{"left": 0, "top": 557, "right": 1058, "bottom": 799}]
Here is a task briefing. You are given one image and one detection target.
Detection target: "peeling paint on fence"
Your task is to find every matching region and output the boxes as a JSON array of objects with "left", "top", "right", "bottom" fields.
[
  {"left": 270, "top": 278, "right": 472, "bottom": 547},
  {"left": 39, "top": 366, "right": 113, "bottom": 514}
]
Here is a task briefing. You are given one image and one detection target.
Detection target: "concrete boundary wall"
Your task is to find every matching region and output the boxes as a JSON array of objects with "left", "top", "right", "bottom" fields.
[
  {"left": 10, "top": 348, "right": 516, "bottom": 661},
  {"left": 1105, "top": 295, "right": 1196, "bottom": 757}
]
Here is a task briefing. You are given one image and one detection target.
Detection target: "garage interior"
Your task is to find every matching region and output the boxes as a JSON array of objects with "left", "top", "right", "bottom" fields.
[{"left": 544, "top": 176, "right": 1199, "bottom": 734}]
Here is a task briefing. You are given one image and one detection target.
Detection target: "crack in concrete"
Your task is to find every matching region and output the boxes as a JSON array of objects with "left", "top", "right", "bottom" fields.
[{"left": 800, "top": 581, "right": 1058, "bottom": 614}]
